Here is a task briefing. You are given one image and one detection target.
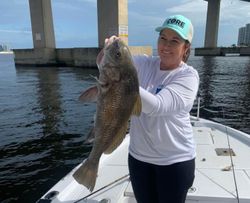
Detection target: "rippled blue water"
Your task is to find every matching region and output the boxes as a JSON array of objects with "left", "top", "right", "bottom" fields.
[{"left": 0, "top": 53, "right": 250, "bottom": 203}]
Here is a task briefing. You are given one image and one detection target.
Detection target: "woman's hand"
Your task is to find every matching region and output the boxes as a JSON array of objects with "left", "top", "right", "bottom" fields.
[{"left": 104, "top": 35, "right": 120, "bottom": 47}]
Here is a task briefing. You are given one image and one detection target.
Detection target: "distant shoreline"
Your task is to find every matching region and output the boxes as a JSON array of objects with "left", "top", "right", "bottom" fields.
[{"left": 0, "top": 51, "right": 13, "bottom": 54}]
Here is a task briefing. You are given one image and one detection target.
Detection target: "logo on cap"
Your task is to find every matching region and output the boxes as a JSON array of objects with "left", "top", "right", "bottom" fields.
[{"left": 167, "top": 18, "right": 185, "bottom": 28}]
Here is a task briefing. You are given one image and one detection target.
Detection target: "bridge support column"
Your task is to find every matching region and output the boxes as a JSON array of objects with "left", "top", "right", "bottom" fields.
[
  {"left": 16, "top": 0, "right": 57, "bottom": 65},
  {"left": 14, "top": 0, "right": 152, "bottom": 66},
  {"left": 29, "top": 0, "right": 56, "bottom": 49},
  {"left": 97, "top": 0, "right": 128, "bottom": 47},
  {"left": 204, "top": 0, "right": 221, "bottom": 48}
]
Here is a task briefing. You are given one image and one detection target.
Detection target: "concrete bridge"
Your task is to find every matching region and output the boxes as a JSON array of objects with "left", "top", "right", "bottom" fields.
[
  {"left": 14, "top": 0, "right": 152, "bottom": 67},
  {"left": 195, "top": 46, "right": 250, "bottom": 56},
  {"left": 14, "top": 0, "right": 250, "bottom": 66},
  {"left": 195, "top": 0, "right": 250, "bottom": 56}
]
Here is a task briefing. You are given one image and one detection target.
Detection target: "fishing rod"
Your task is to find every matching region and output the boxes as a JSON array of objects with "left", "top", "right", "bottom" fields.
[
  {"left": 74, "top": 174, "right": 130, "bottom": 203},
  {"left": 222, "top": 105, "right": 240, "bottom": 203}
]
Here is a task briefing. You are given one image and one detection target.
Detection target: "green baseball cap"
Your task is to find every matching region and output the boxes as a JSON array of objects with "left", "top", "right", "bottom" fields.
[{"left": 155, "top": 15, "right": 193, "bottom": 43}]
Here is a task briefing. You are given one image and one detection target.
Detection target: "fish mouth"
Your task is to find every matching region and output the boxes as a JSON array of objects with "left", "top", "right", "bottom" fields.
[
  {"left": 97, "top": 37, "right": 120, "bottom": 67},
  {"left": 106, "top": 38, "right": 121, "bottom": 50},
  {"left": 96, "top": 37, "right": 126, "bottom": 68}
]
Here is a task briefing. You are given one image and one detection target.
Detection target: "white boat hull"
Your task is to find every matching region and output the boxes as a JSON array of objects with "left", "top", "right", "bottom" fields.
[{"left": 37, "top": 117, "right": 250, "bottom": 203}]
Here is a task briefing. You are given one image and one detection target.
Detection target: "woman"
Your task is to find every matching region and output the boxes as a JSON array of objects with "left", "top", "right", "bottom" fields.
[
  {"left": 129, "top": 14, "right": 199, "bottom": 203},
  {"left": 106, "top": 14, "right": 199, "bottom": 203}
]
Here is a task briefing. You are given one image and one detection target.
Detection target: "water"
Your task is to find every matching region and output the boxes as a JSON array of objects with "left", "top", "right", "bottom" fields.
[
  {"left": 0, "top": 53, "right": 250, "bottom": 203},
  {"left": 190, "top": 55, "right": 250, "bottom": 133}
]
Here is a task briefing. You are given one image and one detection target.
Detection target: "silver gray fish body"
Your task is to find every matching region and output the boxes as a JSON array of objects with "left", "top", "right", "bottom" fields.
[{"left": 73, "top": 39, "right": 141, "bottom": 191}]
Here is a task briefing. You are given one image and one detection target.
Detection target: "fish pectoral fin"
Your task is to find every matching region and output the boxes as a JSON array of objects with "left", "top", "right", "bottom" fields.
[
  {"left": 79, "top": 85, "right": 98, "bottom": 102},
  {"left": 104, "top": 123, "right": 128, "bottom": 154},
  {"left": 131, "top": 95, "right": 142, "bottom": 116}
]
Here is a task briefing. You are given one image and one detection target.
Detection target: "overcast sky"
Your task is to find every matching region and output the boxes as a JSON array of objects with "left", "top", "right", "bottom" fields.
[{"left": 0, "top": 0, "right": 250, "bottom": 49}]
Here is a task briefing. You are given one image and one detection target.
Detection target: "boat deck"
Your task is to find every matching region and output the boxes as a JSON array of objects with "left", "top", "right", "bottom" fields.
[
  {"left": 120, "top": 122, "right": 250, "bottom": 203},
  {"left": 188, "top": 122, "right": 250, "bottom": 203},
  {"left": 38, "top": 118, "right": 250, "bottom": 203}
]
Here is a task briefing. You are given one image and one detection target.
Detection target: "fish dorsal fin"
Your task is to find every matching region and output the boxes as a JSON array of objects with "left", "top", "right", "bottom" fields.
[
  {"left": 104, "top": 123, "right": 128, "bottom": 154},
  {"left": 79, "top": 85, "right": 98, "bottom": 102},
  {"left": 131, "top": 95, "right": 142, "bottom": 116}
]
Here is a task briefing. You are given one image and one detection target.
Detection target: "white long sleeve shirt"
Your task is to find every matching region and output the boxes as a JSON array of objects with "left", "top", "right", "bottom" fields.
[{"left": 129, "top": 55, "right": 199, "bottom": 165}]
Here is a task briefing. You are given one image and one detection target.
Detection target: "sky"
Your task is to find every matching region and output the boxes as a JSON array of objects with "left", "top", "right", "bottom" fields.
[{"left": 0, "top": 0, "right": 250, "bottom": 49}]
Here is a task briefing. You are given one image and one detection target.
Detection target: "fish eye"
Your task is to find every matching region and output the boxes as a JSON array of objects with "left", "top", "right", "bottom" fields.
[{"left": 116, "top": 51, "right": 121, "bottom": 58}]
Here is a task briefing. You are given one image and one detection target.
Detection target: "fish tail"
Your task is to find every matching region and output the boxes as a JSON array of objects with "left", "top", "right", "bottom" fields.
[{"left": 73, "top": 159, "right": 98, "bottom": 192}]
